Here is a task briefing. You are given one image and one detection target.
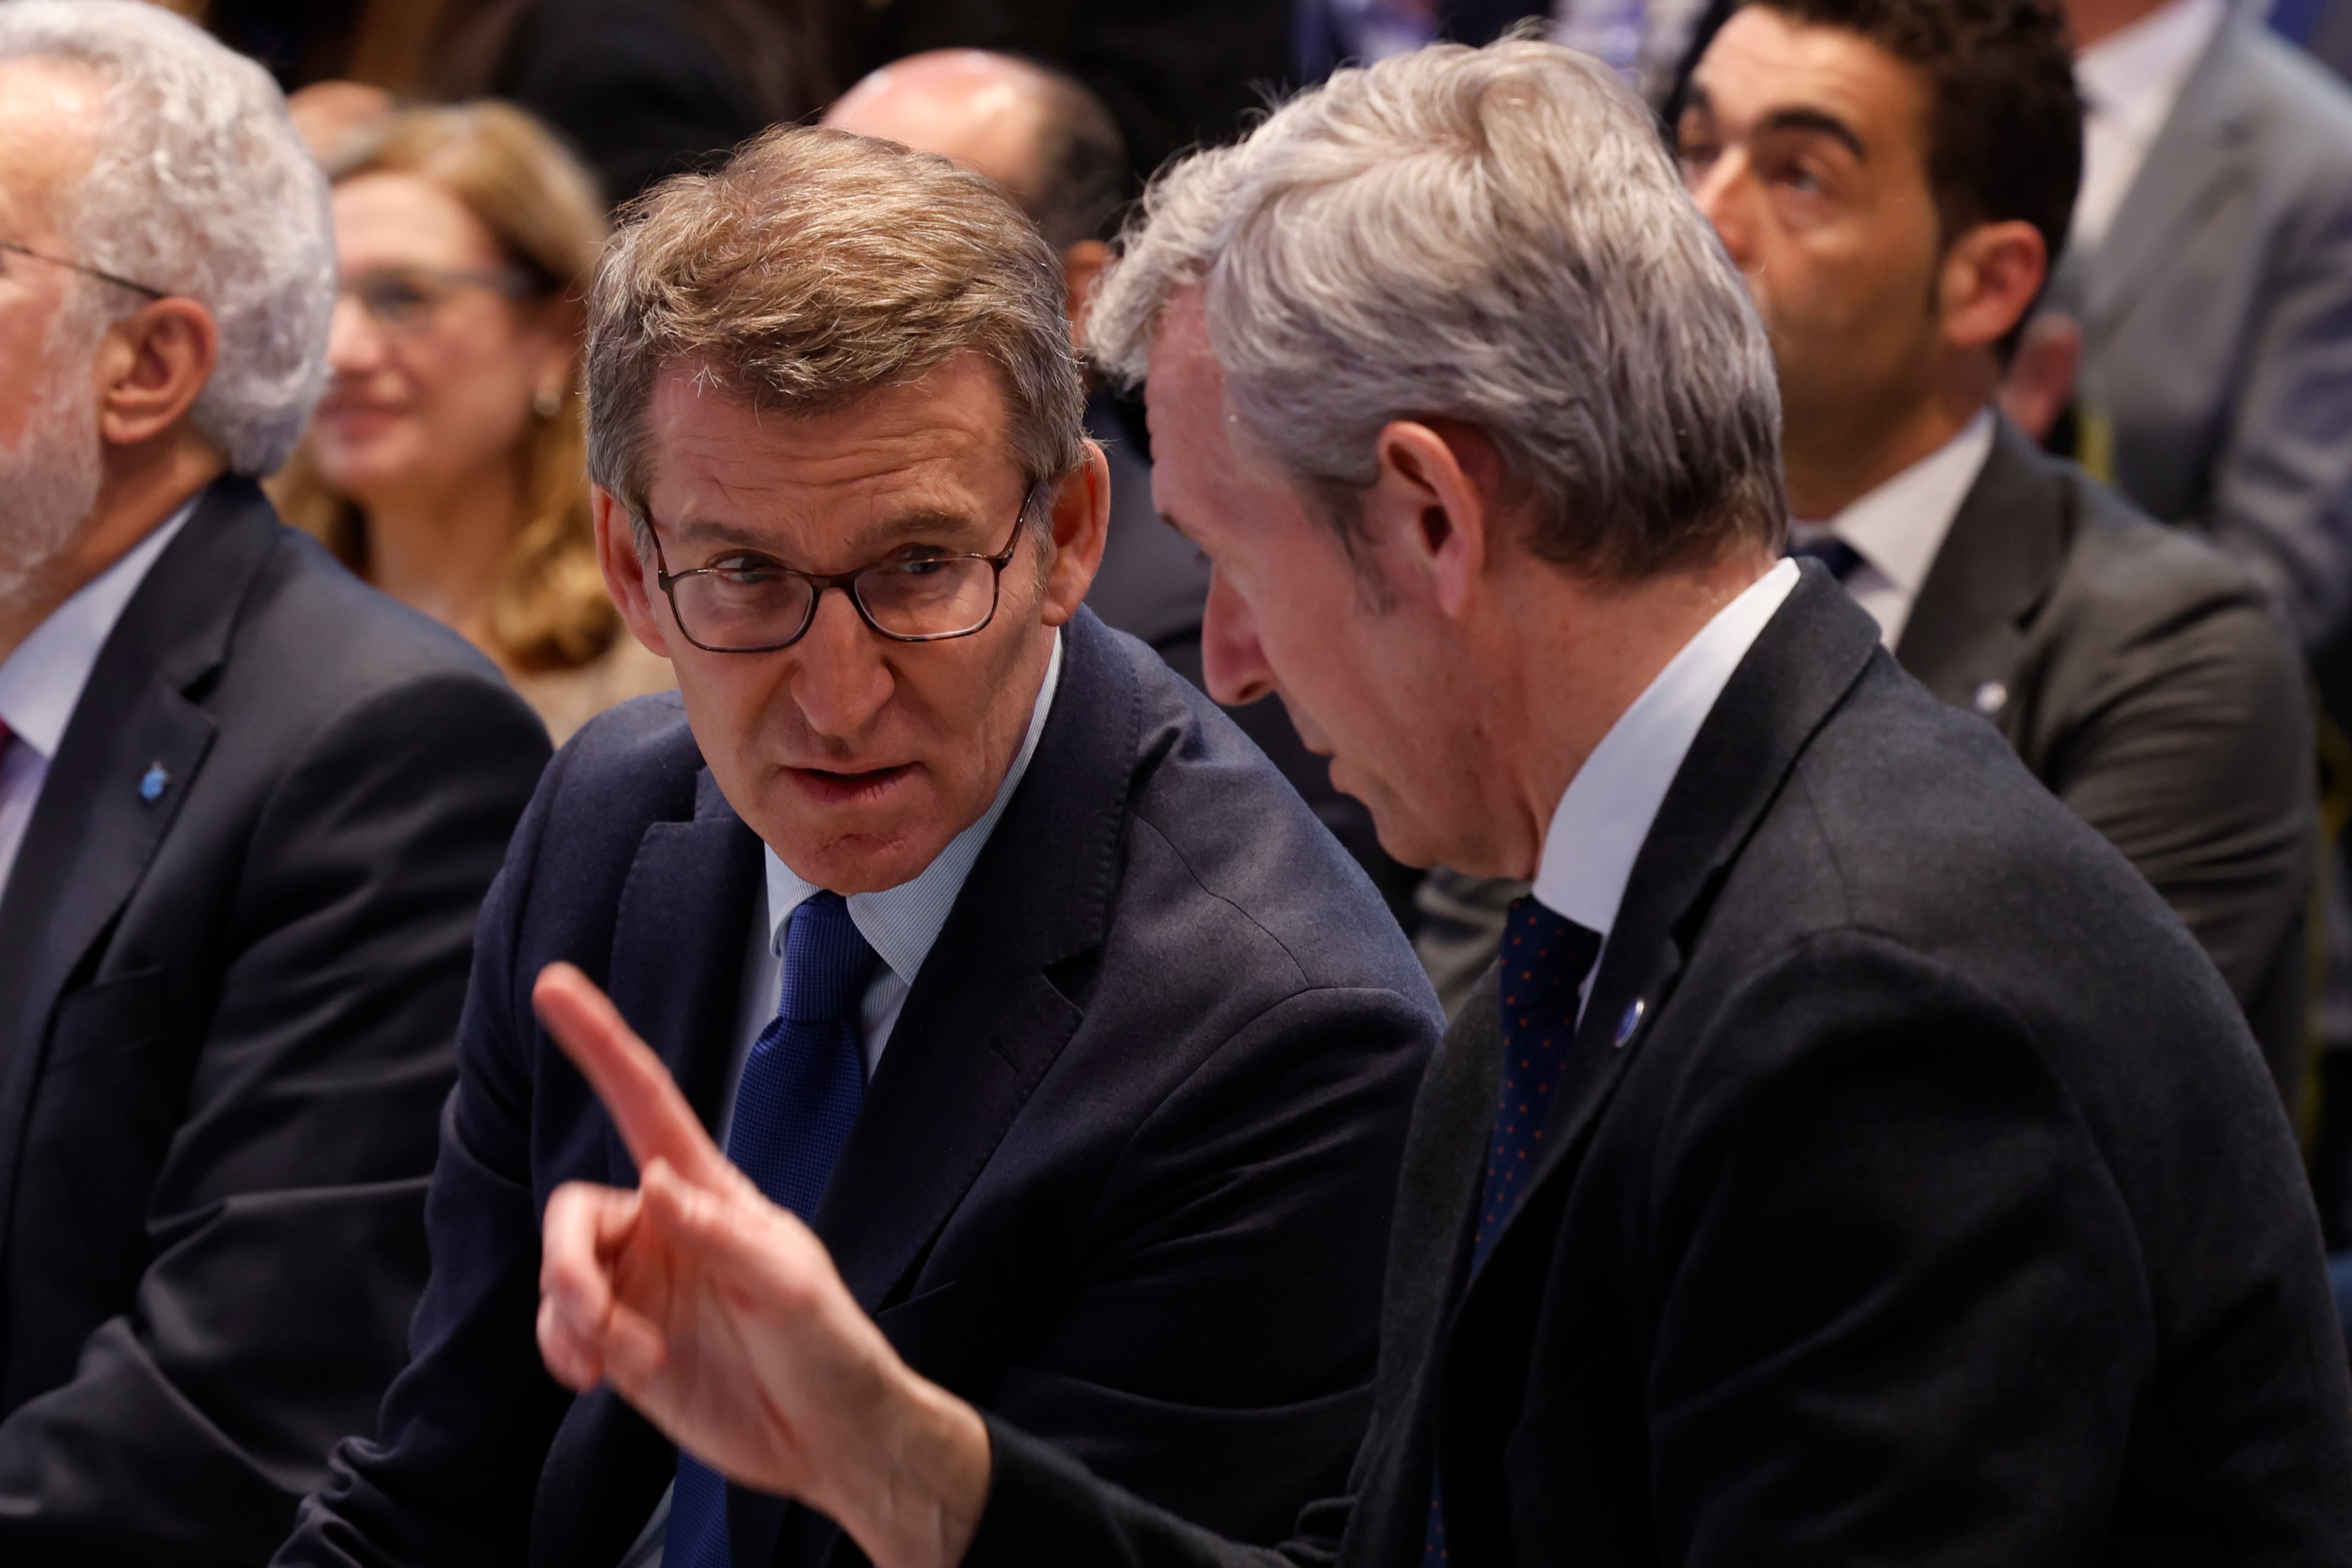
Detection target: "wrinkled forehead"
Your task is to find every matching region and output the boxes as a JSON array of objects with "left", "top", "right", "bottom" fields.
[
  {"left": 1689, "top": 7, "right": 1924, "bottom": 158},
  {"left": 639, "top": 353, "right": 1032, "bottom": 554},
  {"left": 0, "top": 58, "right": 104, "bottom": 246}
]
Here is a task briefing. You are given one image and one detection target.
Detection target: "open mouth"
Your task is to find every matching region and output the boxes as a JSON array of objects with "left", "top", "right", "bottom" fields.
[{"left": 784, "top": 762, "right": 918, "bottom": 807}]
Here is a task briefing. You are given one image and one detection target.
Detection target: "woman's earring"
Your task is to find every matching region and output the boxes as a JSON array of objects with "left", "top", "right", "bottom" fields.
[{"left": 534, "top": 385, "right": 564, "bottom": 418}]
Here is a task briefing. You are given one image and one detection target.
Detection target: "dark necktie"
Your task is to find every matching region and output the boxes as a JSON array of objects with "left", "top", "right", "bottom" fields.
[
  {"left": 1424, "top": 896, "right": 1603, "bottom": 1566},
  {"left": 666, "top": 891, "right": 877, "bottom": 1568},
  {"left": 1787, "top": 535, "right": 1864, "bottom": 582}
]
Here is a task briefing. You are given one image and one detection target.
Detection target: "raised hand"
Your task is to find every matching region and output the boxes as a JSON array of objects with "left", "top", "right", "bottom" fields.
[{"left": 529, "top": 962, "right": 990, "bottom": 1568}]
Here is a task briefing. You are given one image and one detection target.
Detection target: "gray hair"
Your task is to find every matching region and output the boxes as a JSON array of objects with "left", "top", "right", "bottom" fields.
[
  {"left": 585, "top": 126, "right": 1085, "bottom": 535},
  {"left": 0, "top": 0, "right": 333, "bottom": 477},
  {"left": 1087, "top": 39, "right": 1785, "bottom": 579}
]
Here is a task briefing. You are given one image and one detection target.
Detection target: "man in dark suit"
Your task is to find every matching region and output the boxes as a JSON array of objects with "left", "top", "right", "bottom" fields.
[
  {"left": 275, "top": 124, "right": 1439, "bottom": 1568},
  {"left": 524, "top": 36, "right": 2352, "bottom": 1566},
  {"left": 0, "top": 5, "right": 549, "bottom": 1561},
  {"left": 821, "top": 48, "right": 1420, "bottom": 925},
  {"left": 1675, "top": 0, "right": 2314, "bottom": 1095}
]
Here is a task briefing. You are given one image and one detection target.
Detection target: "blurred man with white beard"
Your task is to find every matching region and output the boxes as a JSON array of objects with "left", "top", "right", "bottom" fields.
[{"left": 0, "top": 2, "right": 548, "bottom": 1558}]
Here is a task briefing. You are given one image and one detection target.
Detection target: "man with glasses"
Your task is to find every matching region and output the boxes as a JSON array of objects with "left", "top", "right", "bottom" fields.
[
  {"left": 0, "top": 2, "right": 550, "bottom": 1561},
  {"left": 277, "top": 124, "right": 1441, "bottom": 1568}
]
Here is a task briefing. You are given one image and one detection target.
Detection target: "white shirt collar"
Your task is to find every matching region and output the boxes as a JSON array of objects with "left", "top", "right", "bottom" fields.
[
  {"left": 1531, "top": 558, "right": 1799, "bottom": 938},
  {"left": 2070, "top": 0, "right": 2228, "bottom": 249},
  {"left": 0, "top": 495, "right": 200, "bottom": 759},
  {"left": 762, "top": 630, "right": 1064, "bottom": 983},
  {"left": 2076, "top": 0, "right": 2227, "bottom": 128},
  {"left": 1787, "top": 410, "right": 1995, "bottom": 646}
]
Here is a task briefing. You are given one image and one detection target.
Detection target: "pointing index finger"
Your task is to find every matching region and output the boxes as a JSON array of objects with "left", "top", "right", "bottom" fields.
[{"left": 533, "top": 961, "right": 735, "bottom": 1189}]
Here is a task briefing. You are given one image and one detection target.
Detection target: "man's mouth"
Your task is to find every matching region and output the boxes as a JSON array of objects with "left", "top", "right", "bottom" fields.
[{"left": 783, "top": 762, "right": 919, "bottom": 807}]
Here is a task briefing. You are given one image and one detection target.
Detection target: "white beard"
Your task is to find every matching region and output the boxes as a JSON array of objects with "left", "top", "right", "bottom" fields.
[{"left": 0, "top": 344, "right": 103, "bottom": 611}]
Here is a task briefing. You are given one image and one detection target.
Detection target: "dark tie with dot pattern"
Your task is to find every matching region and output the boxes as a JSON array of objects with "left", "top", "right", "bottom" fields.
[{"left": 1424, "top": 895, "right": 1604, "bottom": 1566}]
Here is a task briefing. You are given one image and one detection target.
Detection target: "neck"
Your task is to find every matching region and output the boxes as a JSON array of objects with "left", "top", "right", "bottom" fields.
[
  {"left": 0, "top": 431, "right": 224, "bottom": 665},
  {"left": 2067, "top": 0, "right": 2177, "bottom": 48},
  {"left": 1783, "top": 372, "right": 1990, "bottom": 521},
  {"left": 1475, "top": 546, "right": 1774, "bottom": 881},
  {"left": 356, "top": 456, "right": 523, "bottom": 658}
]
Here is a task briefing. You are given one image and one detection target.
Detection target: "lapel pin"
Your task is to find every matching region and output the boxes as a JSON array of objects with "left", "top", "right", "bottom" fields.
[
  {"left": 1614, "top": 997, "right": 1645, "bottom": 1048},
  {"left": 1972, "top": 680, "right": 2008, "bottom": 716},
  {"left": 138, "top": 762, "right": 169, "bottom": 804}
]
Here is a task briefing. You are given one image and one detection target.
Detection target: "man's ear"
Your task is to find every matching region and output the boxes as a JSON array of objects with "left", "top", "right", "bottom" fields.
[
  {"left": 1038, "top": 441, "right": 1111, "bottom": 628},
  {"left": 1365, "top": 418, "right": 1506, "bottom": 619},
  {"left": 93, "top": 297, "right": 217, "bottom": 448},
  {"left": 1938, "top": 219, "right": 2048, "bottom": 356},
  {"left": 593, "top": 486, "right": 673, "bottom": 657}
]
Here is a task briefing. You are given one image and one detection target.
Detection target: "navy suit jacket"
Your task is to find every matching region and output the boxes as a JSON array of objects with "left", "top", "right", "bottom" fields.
[{"left": 277, "top": 608, "right": 1443, "bottom": 1567}]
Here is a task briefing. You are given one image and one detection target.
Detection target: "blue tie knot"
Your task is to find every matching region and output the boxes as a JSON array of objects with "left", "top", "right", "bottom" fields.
[
  {"left": 779, "top": 891, "right": 878, "bottom": 1024},
  {"left": 1787, "top": 535, "right": 1864, "bottom": 582}
]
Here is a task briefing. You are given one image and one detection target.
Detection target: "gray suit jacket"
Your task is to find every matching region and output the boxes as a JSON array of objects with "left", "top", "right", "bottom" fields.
[
  {"left": 1900, "top": 419, "right": 2314, "bottom": 1101},
  {"left": 2052, "top": 12, "right": 2352, "bottom": 653},
  {"left": 1418, "top": 424, "right": 2316, "bottom": 1106}
]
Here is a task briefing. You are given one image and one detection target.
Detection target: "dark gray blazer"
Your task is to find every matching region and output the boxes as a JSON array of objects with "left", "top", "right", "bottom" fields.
[
  {"left": 2051, "top": 12, "right": 2352, "bottom": 654},
  {"left": 1897, "top": 419, "right": 2314, "bottom": 1101},
  {"left": 0, "top": 478, "right": 549, "bottom": 1564},
  {"left": 970, "top": 567, "right": 2352, "bottom": 1566}
]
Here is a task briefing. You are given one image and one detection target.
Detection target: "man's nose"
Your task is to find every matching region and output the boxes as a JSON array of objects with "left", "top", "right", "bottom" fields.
[
  {"left": 787, "top": 585, "right": 895, "bottom": 738},
  {"left": 325, "top": 293, "right": 383, "bottom": 372},
  {"left": 1200, "top": 567, "right": 1277, "bottom": 709},
  {"left": 1691, "top": 152, "right": 1756, "bottom": 269}
]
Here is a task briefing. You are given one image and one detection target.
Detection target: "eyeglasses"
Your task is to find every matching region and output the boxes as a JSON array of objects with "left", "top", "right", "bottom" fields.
[
  {"left": 645, "top": 481, "right": 1048, "bottom": 654},
  {"left": 0, "top": 239, "right": 165, "bottom": 299},
  {"left": 337, "top": 265, "right": 539, "bottom": 336}
]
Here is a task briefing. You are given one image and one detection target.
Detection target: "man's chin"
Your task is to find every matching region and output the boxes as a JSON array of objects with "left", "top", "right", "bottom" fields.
[{"left": 759, "top": 767, "right": 956, "bottom": 895}]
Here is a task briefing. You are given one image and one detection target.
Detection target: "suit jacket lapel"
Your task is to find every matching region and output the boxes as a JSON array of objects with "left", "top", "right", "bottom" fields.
[
  {"left": 0, "top": 479, "right": 273, "bottom": 1260},
  {"left": 2085, "top": 19, "right": 2257, "bottom": 336},
  {"left": 816, "top": 610, "right": 1138, "bottom": 1318},
  {"left": 604, "top": 767, "right": 764, "bottom": 1159},
  {"left": 1453, "top": 571, "right": 1885, "bottom": 1343},
  {"left": 1894, "top": 420, "right": 2072, "bottom": 709},
  {"left": 539, "top": 768, "right": 761, "bottom": 1567}
]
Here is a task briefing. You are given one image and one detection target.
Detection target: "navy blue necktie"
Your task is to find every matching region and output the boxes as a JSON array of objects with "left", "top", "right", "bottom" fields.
[
  {"left": 666, "top": 891, "right": 877, "bottom": 1568},
  {"left": 1787, "top": 535, "right": 1864, "bottom": 582},
  {"left": 1424, "top": 897, "right": 1603, "bottom": 1565}
]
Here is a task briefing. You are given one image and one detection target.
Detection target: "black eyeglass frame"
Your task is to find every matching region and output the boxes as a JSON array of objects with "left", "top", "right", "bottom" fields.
[
  {"left": 1, "top": 239, "right": 166, "bottom": 300},
  {"left": 644, "top": 478, "right": 1050, "bottom": 654}
]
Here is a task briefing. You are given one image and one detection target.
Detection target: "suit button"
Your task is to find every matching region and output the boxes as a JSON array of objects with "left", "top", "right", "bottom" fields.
[{"left": 1972, "top": 680, "right": 2008, "bottom": 716}]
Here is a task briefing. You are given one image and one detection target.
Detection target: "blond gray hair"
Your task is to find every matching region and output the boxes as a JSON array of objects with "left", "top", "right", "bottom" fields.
[
  {"left": 1087, "top": 39, "right": 1784, "bottom": 578},
  {"left": 585, "top": 126, "right": 1086, "bottom": 529},
  {"left": 0, "top": 0, "right": 333, "bottom": 477}
]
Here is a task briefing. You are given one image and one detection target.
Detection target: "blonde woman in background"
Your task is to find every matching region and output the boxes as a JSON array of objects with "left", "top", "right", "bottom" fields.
[{"left": 275, "top": 100, "right": 672, "bottom": 742}]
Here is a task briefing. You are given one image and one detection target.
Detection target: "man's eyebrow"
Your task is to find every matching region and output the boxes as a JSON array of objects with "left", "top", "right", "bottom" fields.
[
  {"left": 1755, "top": 106, "right": 1867, "bottom": 160},
  {"left": 1682, "top": 84, "right": 1715, "bottom": 118},
  {"left": 661, "top": 506, "right": 993, "bottom": 555}
]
